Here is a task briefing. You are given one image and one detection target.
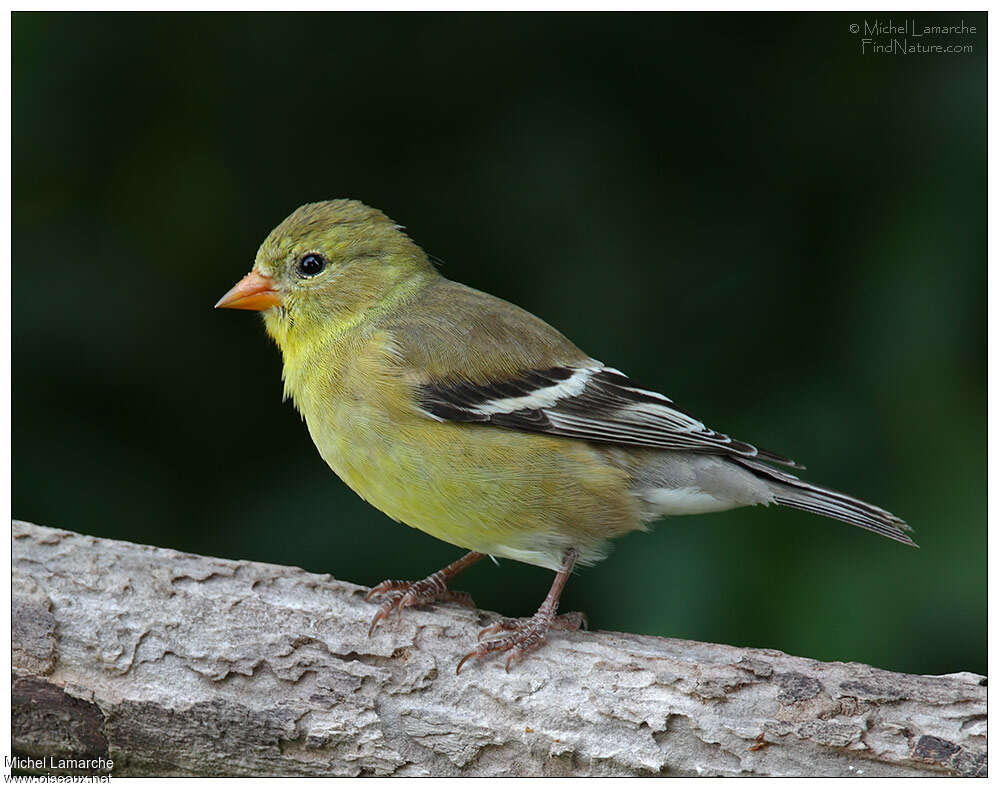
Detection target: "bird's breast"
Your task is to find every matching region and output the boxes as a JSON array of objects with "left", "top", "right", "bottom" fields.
[{"left": 283, "top": 328, "right": 643, "bottom": 569}]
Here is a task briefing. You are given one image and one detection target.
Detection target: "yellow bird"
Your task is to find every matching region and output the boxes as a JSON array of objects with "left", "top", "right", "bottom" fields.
[{"left": 216, "top": 199, "right": 913, "bottom": 672}]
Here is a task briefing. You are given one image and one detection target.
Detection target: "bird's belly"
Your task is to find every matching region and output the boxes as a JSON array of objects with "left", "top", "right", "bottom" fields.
[
  {"left": 641, "top": 486, "right": 734, "bottom": 515},
  {"left": 305, "top": 402, "right": 640, "bottom": 570}
]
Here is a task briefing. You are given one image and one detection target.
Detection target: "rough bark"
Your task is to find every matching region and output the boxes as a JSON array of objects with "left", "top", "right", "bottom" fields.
[{"left": 11, "top": 520, "right": 986, "bottom": 777}]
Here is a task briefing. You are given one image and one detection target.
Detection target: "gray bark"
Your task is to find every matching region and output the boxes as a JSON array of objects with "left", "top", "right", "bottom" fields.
[{"left": 12, "top": 520, "right": 986, "bottom": 777}]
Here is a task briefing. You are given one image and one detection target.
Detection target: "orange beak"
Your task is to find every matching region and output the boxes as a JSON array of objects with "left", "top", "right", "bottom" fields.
[{"left": 214, "top": 270, "right": 283, "bottom": 311}]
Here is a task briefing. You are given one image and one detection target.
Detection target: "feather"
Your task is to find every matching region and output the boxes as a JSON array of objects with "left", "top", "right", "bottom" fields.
[
  {"left": 732, "top": 456, "right": 915, "bottom": 545},
  {"left": 418, "top": 364, "right": 802, "bottom": 468}
]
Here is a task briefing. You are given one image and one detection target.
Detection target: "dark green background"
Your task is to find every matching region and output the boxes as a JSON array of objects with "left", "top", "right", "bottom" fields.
[{"left": 13, "top": 12, "right": 985, "bottom": 675}]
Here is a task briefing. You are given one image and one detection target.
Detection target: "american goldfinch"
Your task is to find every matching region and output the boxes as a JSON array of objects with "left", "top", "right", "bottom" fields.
[{"left": 216, "top": 200, "right": 914, "bottom": 672}]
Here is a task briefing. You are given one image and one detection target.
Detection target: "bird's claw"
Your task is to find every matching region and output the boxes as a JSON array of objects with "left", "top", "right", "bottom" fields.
[
  {"left": 457, "top": 611, "right": 586, "bottom": 674},
  {"left": 366, "top": 577, "right": 476, "bottom": 636},
  {"left": 553, "top": 611, "right": 587, "bottom": 632},
  {"left": 477, "top": 611, "right": 586, "bottom": 640}
]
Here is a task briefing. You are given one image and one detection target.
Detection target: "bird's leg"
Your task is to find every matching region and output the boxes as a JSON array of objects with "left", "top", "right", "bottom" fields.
[
  {"left": 366, "top": 551, "right": 484, "bottom": 636},
  {"left": 456, "top": 548, "right": 585, "bottom": 674}
]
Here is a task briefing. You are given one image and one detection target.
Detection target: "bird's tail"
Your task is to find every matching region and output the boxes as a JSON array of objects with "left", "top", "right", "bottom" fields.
[{"left": 732, "top": 456, "right": 916, "bottom": 546}]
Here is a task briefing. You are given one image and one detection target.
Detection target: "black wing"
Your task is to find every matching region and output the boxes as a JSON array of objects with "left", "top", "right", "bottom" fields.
[{"left": 417, "top": 363, "right": 802, "bottom": 468}]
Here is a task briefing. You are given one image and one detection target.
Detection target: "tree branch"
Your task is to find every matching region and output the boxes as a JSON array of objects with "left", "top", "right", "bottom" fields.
[{"left": 11, "top": 520, "right": 986, "bottom": 777}]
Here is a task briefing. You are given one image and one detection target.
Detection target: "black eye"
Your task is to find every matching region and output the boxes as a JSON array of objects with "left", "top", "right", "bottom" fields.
[{"left": 297, "top": 253, "right": 327, "bottom": 277}]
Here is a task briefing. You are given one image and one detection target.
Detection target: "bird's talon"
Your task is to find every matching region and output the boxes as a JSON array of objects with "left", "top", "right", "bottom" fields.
[
  {"left": 365, "top": 564, "right": 480, "bottom": 638},
  {"left": 456, "top": 649, "right": 481, "bottom": 675},
  {"left": 458, "top": 613, "right": 567, "bottom": 672},
  {"left": 365, "top": 579, "right": 408, "bottom": 602},
  {"left": 478, "top": 618, "right": 519, "bottom": 640},
  {"left": 551, "top": 611, "right": 586, "bottom": 632}
]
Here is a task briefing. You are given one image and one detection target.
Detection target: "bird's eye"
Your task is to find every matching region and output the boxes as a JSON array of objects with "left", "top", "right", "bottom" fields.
[{"left": 297, "top": 253, "right": 327, "bottom": 278}]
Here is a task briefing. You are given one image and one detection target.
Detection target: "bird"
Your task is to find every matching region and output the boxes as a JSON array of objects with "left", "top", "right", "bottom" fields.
[{"left": 216, "top": 199, "right": 914, "bottom": 672}]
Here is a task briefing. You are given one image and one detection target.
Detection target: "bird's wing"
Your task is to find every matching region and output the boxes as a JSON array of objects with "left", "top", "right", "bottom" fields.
[
  {"left": 381, "top": 278, "right": 800, "bottom": 467},
  {"left": 416, "top": 362, "right": 801, "bottom": 468}
]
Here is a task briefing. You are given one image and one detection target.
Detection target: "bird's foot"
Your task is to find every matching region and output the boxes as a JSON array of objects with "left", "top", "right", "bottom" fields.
[
  {"left": 456, "top": 610, "right": 586, "bottom": 674},
  {"left": 365, "top": 576, "right": 476, "bottom": 636}
]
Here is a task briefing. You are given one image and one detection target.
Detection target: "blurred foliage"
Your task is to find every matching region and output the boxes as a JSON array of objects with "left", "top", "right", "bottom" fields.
[{"left": 13, "top": 12, "right": 985, "bottom": 675}]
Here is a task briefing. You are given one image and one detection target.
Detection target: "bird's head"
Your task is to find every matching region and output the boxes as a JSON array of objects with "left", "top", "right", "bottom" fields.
[{"left": 215, "top": 199, "right": 432, "bottom": 351}]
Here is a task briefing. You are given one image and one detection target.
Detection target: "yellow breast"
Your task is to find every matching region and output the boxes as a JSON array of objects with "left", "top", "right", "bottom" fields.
[{"left": 286, "top": 329, "right": 641, "bottom": 570}]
